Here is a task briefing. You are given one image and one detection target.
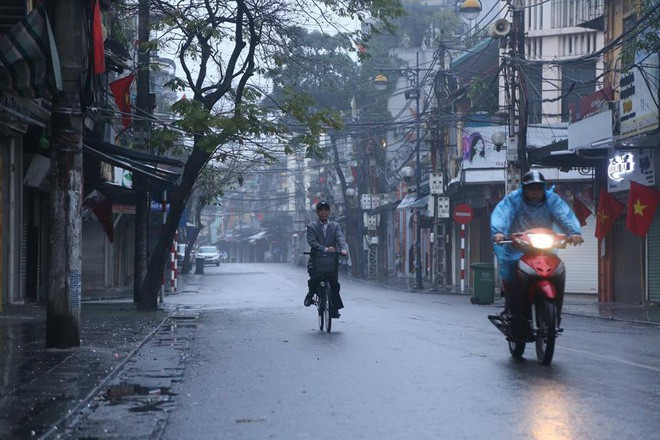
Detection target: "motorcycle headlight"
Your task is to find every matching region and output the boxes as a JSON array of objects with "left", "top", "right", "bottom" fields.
[{"left": 527, "top": 233, "right": 554, "bottom": 249}]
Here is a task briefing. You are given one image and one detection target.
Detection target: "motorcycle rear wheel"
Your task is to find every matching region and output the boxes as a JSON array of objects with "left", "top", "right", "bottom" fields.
[{"left": 535, "top": 297, "right": 557, "bottom": 365}]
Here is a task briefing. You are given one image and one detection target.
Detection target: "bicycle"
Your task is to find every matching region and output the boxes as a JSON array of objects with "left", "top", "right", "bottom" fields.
[{"left": 304, "top": 251, "right": 340, "bottom": 333}]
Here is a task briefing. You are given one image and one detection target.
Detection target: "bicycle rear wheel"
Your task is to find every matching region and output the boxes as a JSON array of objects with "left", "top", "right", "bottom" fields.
[{"left": 323, "top": 283, "right": 332, "bottom": 333}]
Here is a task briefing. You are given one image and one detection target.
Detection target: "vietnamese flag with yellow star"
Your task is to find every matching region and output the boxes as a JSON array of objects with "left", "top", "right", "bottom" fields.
[
  {"left": 595, "top": 188, "right": 625, "bottom": 240},
  {"left": 626, "top": 181, "right": 660, "bottom": 237}
]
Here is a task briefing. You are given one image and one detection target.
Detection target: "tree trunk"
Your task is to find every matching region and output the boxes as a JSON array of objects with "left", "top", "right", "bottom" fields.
[
  {"left": 140, "top": 146, "right": 211, "bottom": 308},
  {"left": 133, "top": 174, "right": 149, "bottom": 302},
  {"left": 47, "top": 0, "right": 85, "bottom": 348},
  {"left": 181, "top": 199, "right": 204, "bottom": 274},
  {"left": 329, "top": 132, "right": 361, "bottom": 277}
]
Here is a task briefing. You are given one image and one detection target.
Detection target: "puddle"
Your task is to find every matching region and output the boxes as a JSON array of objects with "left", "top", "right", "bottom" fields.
[{"left": 104, "top": 384, "right": 176, "bottom": 399}]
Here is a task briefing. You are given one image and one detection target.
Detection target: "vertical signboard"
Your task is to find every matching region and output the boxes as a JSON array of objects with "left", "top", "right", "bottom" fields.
[{"left": 619, "top": 52, "right": 659, "bottom": 138}]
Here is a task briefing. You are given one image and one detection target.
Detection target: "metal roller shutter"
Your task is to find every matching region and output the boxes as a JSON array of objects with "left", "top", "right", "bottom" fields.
[
  {"left": 82, "top": 219, "right": 106, "bottom": 289},
  {"left": 560, "top": 221, "right": 598, "bottom": 294},
  {"left": 647, "top": 211, "right": 660, "bottom": 302},
  {"left": 613, "top": 216, "right": 644, "bottom": 303}
]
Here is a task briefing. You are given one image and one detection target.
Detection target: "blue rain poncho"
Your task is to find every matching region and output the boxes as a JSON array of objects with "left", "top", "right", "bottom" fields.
[{"left": 490, "top": 186, "right": 582, "bottom": 283}]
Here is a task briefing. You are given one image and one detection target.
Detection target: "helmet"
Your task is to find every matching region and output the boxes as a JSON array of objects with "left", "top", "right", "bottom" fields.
[
  {"left": 316, "top": 200, "right": 331, "bottom": 210},
  {"left": 521, "top": 170, "right": 546, "bottom": 186}
]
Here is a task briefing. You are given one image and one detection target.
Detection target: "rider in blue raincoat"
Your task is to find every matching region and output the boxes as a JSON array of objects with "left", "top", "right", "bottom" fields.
[{"left": 490, "top": 171, "right": 583, "bottom": 313}]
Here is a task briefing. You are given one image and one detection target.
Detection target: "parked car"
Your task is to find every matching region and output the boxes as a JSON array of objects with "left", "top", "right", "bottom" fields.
[
  {"left": 197, "top": 246, "right": 220, "bottom": 266},
  {"left": 176, "top": 244, "right": 189, "bottom": 265}
]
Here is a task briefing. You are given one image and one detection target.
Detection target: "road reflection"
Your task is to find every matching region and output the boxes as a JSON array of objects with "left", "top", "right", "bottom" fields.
[{"left": 526, "top": 381, "right": 575, "bottom": 440}]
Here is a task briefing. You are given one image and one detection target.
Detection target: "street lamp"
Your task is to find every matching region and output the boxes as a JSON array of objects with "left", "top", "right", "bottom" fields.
[
  {"left": 399, "top": 166, "right": 415, "bottom": 179},
  {"left": 375, "top": 54, "right": 425, "bottom": 290},
  {"left": 459, "top": 0, "right": 482, "bottom": 36},
  {"left": 373, "top": 74, "right": 388, "bottom": 91},
  {"left": 459, "top": 0, "right": 482, "bottom": 20},
  {"left": 491, "top": 131, "right": 506, "bottom": 152}
]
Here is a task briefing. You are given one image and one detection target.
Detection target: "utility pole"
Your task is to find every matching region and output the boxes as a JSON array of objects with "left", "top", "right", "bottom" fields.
[
  {"left": 48, "top": 0, "right": 85, "bottom": 348},
  {"left": 374, "top": 53, "right": 431, "bottom": 288},
  {"left": 413, "top": 53, "right": 423, "bottom": 290},
  {"left": 507, "top": 0, "right": 529, "bottom": 189},
  {"left": 135, "top": 0, "right": 154, "bottom": 309},
  {"left": 431, "top": 41, "right": 448, "bottom": 289}
]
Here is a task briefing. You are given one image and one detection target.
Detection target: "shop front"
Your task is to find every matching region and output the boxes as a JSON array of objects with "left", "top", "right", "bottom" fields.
[{"left": 602, "top": 148, "right": 659, "bottom": 303}]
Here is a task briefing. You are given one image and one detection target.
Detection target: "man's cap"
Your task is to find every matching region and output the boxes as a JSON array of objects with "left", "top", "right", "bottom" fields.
[
  {"left": 316, "top": 200, "right": 331, "bottom": 210},
  {"left": 521, "top": 170, "right": 546, "bottom": 186}
]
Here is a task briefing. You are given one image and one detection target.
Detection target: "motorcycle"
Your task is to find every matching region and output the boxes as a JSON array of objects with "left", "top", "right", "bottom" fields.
[{"left": 488, "top": 228, "right": 568, "bottom": 365}]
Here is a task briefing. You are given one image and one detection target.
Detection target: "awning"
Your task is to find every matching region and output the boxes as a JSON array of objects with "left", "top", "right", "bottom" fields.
[
  {"left": 83, "top": 132, "right": 182, "bottom": 184},
  {"left": 248, "top": 231, "right": 268, "bottom": 243},
  {"left": 527, "top": 139, "right": 604, "bottom": 169},
  {"left": 84, "top": 132, "right": 183, "bottom": 166},
  {"left": 396, "top": 194, "right": 416, "bottom": 210},
  {"left": 409, "top": 195, "right": 430, "bottom": 209}
]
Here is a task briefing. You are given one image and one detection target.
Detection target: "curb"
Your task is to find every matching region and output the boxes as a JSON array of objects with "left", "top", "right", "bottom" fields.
[
  {"left": 40, "top": 307, "right": 178, "bottom": 440},
  {"left": 39, "top": 274, "right": 195, "bottom": 439},
  {"left": 346, "top": 276, "right": 660, "bottom": 327}
]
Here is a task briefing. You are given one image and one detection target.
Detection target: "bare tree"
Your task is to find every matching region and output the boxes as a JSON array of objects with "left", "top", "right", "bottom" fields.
[{"left": 132, "top": 0, "right": 404, "bottom": 308}]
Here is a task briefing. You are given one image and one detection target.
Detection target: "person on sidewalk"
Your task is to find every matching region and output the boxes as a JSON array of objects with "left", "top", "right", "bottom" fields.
[
  {"left": 304, "top": 200, "right": 348, "bottom": 318},
  {"left": 491, "top": 170, "right": 583, "bottom": 316}
]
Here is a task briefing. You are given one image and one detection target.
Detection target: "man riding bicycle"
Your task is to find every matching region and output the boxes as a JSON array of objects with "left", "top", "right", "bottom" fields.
[{"left": 304, "top": 201, "right": 348, "bottom": 318}]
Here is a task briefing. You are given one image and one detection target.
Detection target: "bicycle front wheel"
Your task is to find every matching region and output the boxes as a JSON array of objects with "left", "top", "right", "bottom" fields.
[{"left": 317, "top": 293, "right": 324, "bottom": 331}]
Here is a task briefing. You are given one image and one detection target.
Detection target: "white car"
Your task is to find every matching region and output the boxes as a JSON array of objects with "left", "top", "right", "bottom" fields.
[{"left": 197, "top": 246, "right": 220, "bottom": 266}]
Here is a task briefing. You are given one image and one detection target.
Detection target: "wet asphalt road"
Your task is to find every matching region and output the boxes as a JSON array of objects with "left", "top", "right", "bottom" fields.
[{"left": 156, "top": 263, "right": 660, "bottom": 440}]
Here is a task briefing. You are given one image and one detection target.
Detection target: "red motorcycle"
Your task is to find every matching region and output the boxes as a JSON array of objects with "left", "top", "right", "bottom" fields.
[{"left": 488, "top": 228, "right": 568, "bottom": 365}]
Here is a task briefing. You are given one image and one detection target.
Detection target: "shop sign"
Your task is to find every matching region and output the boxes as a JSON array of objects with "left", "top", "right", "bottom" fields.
[
  {"left": 619, "top": 52, "right": 659, "bottom": 138},
  {"left": 568, "top": 85, "right": 614, "bottom": 123},
  {"left": 607, "top": 149, "right": 655, "bottom": 192},
  {"left": 114, "top": 167, "right": 132, "bottom": 188}
]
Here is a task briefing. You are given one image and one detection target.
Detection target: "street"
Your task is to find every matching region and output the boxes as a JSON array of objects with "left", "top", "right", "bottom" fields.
[{"left": 69, "top": 263, "right": 660, "bottom": 439}]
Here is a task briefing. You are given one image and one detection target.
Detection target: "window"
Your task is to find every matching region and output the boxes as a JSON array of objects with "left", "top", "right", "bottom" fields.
[{"left": 561, "top": 60, "right": 597, "bottom": 122}]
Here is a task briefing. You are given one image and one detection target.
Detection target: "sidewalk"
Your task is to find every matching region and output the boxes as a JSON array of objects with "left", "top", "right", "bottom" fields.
[
  {"left": 0, "top": 276, "right": 190, "bottom": 440},
  {"left": 352, "top": 274, "right": 660, "bottom": 326},
  {"left": 1, "top": 271, "right": 657, "bottom": 439}
]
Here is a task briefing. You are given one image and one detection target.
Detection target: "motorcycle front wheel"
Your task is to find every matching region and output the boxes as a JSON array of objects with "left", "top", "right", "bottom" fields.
[
  {"left": 508, "top": 339, "right": 525, "bottom": 358},
  {"left": 535, "top": 297, "right": 557, "bottom": 365}
]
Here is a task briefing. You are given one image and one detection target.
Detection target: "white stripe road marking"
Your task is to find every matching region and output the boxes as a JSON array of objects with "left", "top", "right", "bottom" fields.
[
  {"left": 561, "top": 346, "right": 660, "bottom": 372},
  {"left": 275, "top": 277, "right": 298, "bottom": 287}
]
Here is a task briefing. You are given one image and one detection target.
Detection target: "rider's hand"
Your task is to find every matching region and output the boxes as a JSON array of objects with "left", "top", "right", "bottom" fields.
[
  {"left": 569, "top": 235, "right": 584, "bottom": 245},
  {"left": 340, "top": 249, "right": 348, "bottom": 256},
  {"left": 493, "top": 233, "right": 505, "bottom": 243},
  {"left": 326, "top": 246, "right": 336, "bottom": 253}
]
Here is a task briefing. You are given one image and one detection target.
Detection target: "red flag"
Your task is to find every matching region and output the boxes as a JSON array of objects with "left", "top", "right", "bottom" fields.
[
  {"left": 626, "top": 181, "right": 660, "bottom": 237},
  {"left": 109, "top": 73, "right": 135, "bottom": 128},
  {"left": 595, "top": 188, "right": 625, "bottom": 240},
  {"left": 83, "top": 190, "right": 114, "bottom": 242},
  {"left": 92, "top": 0, "right": 105, "bottom": 74},
  {"left": 572, "top": 196, "right": 592, "bottom": 227}
]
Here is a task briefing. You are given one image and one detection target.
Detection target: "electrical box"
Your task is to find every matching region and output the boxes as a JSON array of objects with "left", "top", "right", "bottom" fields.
[
  {"left": 430, "top": 172, "right": 444, "bottom": 195},
  {"left": 506, "top": 136, "right": 518, "bottom": 162},
  {"left": 437, "top": 196, "right": 450, "bottom": 218},
  {"left": 361, "top": 194, "right": 372, "bottom": 210},
  {"left": 366, "top": 215, "right": 378, "bottom": 230}
]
